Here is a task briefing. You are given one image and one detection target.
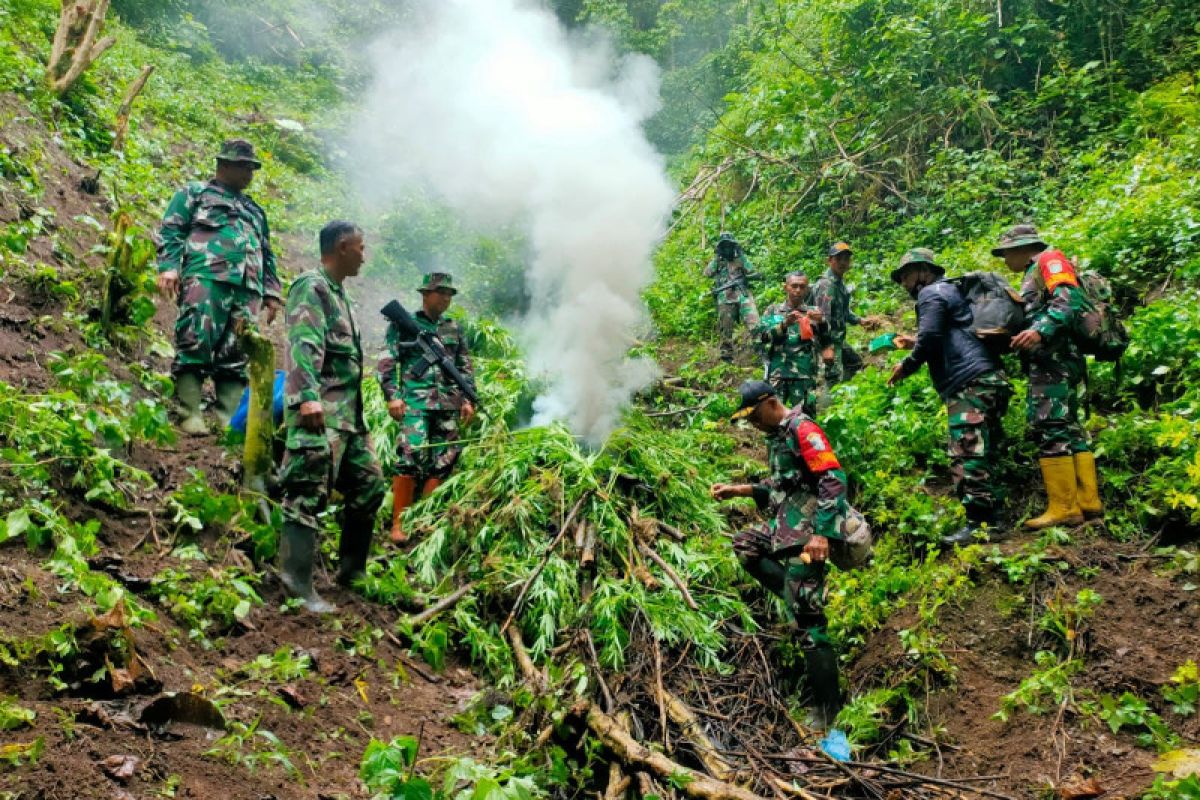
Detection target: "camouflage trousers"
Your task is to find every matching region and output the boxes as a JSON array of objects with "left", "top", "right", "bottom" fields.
[
  {"left": 716, "top": 295, "right": 760, "bottom": 360},
  {"left": 945, "top": 371, "right": 1012, "bottom": 521},
  {"left": 772, "top": 378, "right": 818, "bottom": 417},
  {"left": 172, "top": 276, "right": 260, "bottom": 380},
  {"left": 393, "top": 409, "right": 463, "bottom": 481},
  {"left": 1026, "top": 356, "right": 1089, "bottom": 458},
  {"left": 733, "top": 524, "right": 831, "bottom": 647},
  {"left": 279, "top": 428, "right": 386, "bottom": 530},
  {"left": 821, "top": 341, "right": 863, "bottom": 387}
]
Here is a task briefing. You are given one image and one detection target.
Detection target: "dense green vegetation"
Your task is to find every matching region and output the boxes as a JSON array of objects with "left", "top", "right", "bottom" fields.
[{"left": 0, "top": 0, "right": 1199, "bottom": 798}]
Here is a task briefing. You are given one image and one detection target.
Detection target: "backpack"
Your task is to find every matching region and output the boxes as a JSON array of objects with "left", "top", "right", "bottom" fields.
[
  {"left": 950, "top": 271, "right": 1026, "bottom": 354},
  {"left": 1073, "top": 270, "right": 1129, "bottom": 362}
]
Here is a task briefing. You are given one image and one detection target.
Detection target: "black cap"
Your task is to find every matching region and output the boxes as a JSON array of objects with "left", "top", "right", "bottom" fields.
[{"left": 731, "top": 380, "right": 776, "bottom": 421}]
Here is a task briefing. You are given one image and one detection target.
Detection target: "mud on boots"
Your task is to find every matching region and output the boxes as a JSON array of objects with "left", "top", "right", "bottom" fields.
[
  {"left": 278, "top": 521, "right": 335, "bottom": 614},
  {"left": 173, "top": 371, "right": 209, "bottom": 436}
]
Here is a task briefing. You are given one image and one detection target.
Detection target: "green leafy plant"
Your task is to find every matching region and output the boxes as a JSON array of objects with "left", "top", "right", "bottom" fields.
[
  {"left": 0, "top": 697, "right": 35, "bottom": 730},
  {"left": 1163, "top": 661, "right": 1200, "bottom": 717},
  {"left": 995, "top": 651, "right": 1083, "bottom": 722}
]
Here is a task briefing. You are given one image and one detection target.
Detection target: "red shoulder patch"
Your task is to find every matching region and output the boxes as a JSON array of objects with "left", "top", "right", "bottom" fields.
[
  {"left": 1037, "top": 249, "right": 1079, "bottom": 291},
  {"left": 794, "top": 420, "right": 841, "bottom": 472}
]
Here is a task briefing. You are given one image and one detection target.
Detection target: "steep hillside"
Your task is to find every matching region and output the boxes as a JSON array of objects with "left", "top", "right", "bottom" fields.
[{"left": 1, "top": 1, "right": 1199, "bottom": 800}]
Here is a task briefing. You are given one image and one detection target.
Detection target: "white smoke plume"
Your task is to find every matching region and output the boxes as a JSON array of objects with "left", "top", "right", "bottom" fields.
[{"left": 348, "top": 0, "right": 675, "bottom": 445}]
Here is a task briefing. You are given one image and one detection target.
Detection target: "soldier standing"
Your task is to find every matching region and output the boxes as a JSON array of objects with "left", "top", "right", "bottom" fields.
[
  {"left": 155, "top": 139, "right": 282, "bottom": 435},
  {"left": 711, "top": 381, "right": 872, "bottom": 726},
  {"left": 277, "top": 221, "right": 386, "bottom": 613},
  {"left": 757, "top": 271, "right": 825, "bottom": 415},
  {"left": 887, "top": 249, "right": 1013, "bottom": 545},
  {"left": 703, "top": 233, "right": 761, "bottom": 362},
  {"left": 993, "top": 225, "right": 1103, "bottom": 528},
  {"left": 812, "top": 242, "right": 865, "bottom": 387},
  {"left": 378, "top": 273, "right": 476, "bottom": 545}
]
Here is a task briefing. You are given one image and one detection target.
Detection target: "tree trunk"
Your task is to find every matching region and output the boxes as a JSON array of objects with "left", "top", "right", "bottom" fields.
[
  {"left": 47, "top": 0, "right": 116, "bottom": 95},
  {"left": 240, "top": 329, "right": 275, "bottom": 494},
  {"left": 112, "top": 65, "right": 155, "bottom": 151}
]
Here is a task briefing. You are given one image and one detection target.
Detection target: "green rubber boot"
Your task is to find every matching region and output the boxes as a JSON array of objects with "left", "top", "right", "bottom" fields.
[
  {"left": 804, "top": 645, "right": 843, "bottom": 730},
  {"left": 174, "top": 371, "right": 208, "bottom": 436},
  {"left": 214, "top": 378, "right": 247, "bottom": 428},
  {"left": 278, "top": 522, "right": 335, "bottom": 614}
]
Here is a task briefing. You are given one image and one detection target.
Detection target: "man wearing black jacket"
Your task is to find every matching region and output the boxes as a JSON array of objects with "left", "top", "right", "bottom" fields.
[{"left": 887, "top": 249, "right": 1013, "bottom": 545}]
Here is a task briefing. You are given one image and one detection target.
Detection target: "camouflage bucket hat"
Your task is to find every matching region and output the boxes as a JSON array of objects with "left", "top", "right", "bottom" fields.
[
  {"left": 889, "top": 248, "right": 945, "bottom": 283},
  {"left": 419, "top": 272, "right": 457, "bottom": 294},
  {"left": 730, "top": 379, "right": 776, "bottom": 421},
  {"left": 827, "top": 241, "right": 853, "bottom": 257},
  {"left": 991, "top": 224, "right": 1047, "bottom": 256},
  {"left": 216, "top": 139, "right": 262, "bottom": 169}
]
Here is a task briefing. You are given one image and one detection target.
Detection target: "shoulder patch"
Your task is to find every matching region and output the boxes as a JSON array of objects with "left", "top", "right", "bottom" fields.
[
  {"left": 793, "top": 419, "right": 841, "bottom": 472},
  {"left": 1037, "top": 250, "right": 1079, "bottom": 290}
]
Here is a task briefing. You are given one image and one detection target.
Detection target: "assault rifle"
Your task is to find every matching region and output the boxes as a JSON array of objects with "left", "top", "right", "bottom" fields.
[
  {"left": 711, "top": 268, "right": 763, "bottom": 296},
  {"left": 380, "top": 300, "right": 479, "bottom": 406}
]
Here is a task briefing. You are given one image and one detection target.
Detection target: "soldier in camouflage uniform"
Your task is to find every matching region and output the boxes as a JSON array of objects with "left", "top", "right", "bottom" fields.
[
  {"left": 994, "top": 224, "right": 1103, "bottom": 528},
  {"left": 277, "top": 221, "right": 386, "bottom": 613},
  {"left": 156, "top": 140, "right": 282, "bottom": 435},
  {"left": 756, "top": 272, "right": 825, "bottom": 415},
  {"left": 703, "top": 233, "right": 761, "bottom": 362},
  {"left": 712, "top": 381, "right": 872, "bottom": 726},
  {"left": 812, "top": 242, "right": 865, "bottom": 387},
  {"left": 378, "top": 273, "right": 476, "bottom": 544},
  {"left": 887, "top": 249, "right": 1013, "bottom": 545}
]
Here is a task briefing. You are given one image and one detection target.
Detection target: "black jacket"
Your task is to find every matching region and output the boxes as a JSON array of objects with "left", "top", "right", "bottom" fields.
[{"left": 898, "top": 279, "right": 1001, "bottom": 399}]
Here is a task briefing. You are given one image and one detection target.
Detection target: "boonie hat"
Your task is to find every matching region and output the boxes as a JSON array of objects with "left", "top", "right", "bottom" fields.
[
  {"left": 216, "top": 139, "right": 262, "bottom": 169},
  {"left": 419, "top": 272, "right": 457, "bottom": 294},
  {"left": 889, "top": 248, "right": 946, "bottom": 283},
  {"left": 991, "top": 224, "right": 1048, "bottom": 256}
]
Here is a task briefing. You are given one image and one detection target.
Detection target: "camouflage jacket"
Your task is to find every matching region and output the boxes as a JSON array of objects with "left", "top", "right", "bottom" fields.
[
  {"left": 156, "top": 180, "right": 281, "bottom": 300},
  {"left": 1020, "top": 249, "right": 1085, "bottom": 363},
  {"left": 812, "top": 268, "right": 860, "bottom": 343},
  {"left": 704, "top": 255, "right": 756, "bottom": 304},
  {"left": 378, "top": 310, "right": 474, "bottom": 412},
  {"left": 751, "top": 408, "right": 850, "bottom": 546},
  {"left": 283, "top": 268, "right": 366, "bottom": 438},
  {"left": 757, "top": 299, "right": 824, "bottom": 381}
]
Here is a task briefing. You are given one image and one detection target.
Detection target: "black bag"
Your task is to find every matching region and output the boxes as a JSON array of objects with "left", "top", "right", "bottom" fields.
[{"left": 950, "top": 271, "right": 1026, "bottom": 354}]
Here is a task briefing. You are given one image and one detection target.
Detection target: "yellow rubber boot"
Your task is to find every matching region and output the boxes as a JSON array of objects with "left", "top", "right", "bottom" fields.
[
  {"left": 1024, "top": 456, "right": 1084, "bottom": 530},
  {"left": 1073, "top": 452, "right": 1104, "bottom": 520}
]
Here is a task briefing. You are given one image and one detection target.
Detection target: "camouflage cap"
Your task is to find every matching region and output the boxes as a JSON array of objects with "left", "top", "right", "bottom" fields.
[
  {"left": 730, "top": 379, "right": 776, "bottom": 421},
  {"left": 889, "top": 248, "right": 946, "bottom": 283},
  {"left": 991, "top": 224, "right": 1047, "bottom": 256},
  {"left": 216, "top": 139, "right": 262, "bottom": 169},
  {"left": 827, "top": 241, "right": 853, "bottom": 257},
  {"left": 419, "top": 272, "right": 457, "bottom": 294}
]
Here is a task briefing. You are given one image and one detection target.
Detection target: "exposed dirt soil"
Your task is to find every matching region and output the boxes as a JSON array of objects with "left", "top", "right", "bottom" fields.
[{"left": 851, "top": 535, "right": 1200, "bottom": 799}]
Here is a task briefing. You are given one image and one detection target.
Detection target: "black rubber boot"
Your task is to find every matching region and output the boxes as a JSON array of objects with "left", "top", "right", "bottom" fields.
[
  {"left": 335, "top": 511, "right": 375, "bottom": 587},
  {"left": 279, "top": 522, "right": 335, "bottom": 613},
  {"left": 941, "top": 509, "right": 1005, "bottom": 547},
  {"left": 804, "top": 645, "right": 843, "bottom": 730}
]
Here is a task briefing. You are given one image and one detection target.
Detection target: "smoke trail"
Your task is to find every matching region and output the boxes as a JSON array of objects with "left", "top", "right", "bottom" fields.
[{"left": 348, "top": 0, "right": 675, "bottom": 444}]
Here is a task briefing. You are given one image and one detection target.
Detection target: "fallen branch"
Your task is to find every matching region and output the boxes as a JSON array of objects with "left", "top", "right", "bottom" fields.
[
  {"left": 400, "top": 582, "right": 476, "bottom": 628},
  {"left": 661, "top": 688, "right": 734, "bottom": 781},
  {"left": 506, "top": 626, "right": 548, "bottom": 693},
  {"left": 500, "top": 492, "right": 590, "bottom": 633},
  {"left": 639, "top": 542, "right": 699, "bottom": 611},
  {"left": 655, "top": 520, "right": 687, "bottom": 542},
  {"left": 581, "top": 701, "right": 773, "bottom": 800}
]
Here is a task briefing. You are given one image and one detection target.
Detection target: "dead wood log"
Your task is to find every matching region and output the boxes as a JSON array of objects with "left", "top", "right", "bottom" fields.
[
  {"left": 581, "top": 701, "right": 772, "bottom": 800},
  {"left": 580, "top": 521, "right": 597, "bottom": 569},
  {"left": 239, "top": 326, "right": 275, "bottom": 494},
  {"left": 47, "top": 0, "right": 117, "bottom": 95},
  {"left": 112, "top": 64, "right": 155, "bottom": 151},
  {"left": 660, "top": 689, "right": 734, "bottom": 781},
  {"left": 400, "top": 582, "right": 476, "bottom": 628}
]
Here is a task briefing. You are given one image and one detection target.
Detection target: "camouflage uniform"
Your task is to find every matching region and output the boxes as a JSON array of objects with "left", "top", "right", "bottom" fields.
[
  {"left": 1020, "top": 251, "right": 1089, "bottom": 458},
  {"left": 156, "top": 179, "right": 280, "bottom": 379},
  {"left": 812, "top": 268, "right": 863, "bottom": 385},
  {"left": 946, "top": 372, "right": 1012, "bottom": 520},
  {"left": 704, "top": 255, "right": 761, "bottom": 360},
  {"left": 757, "top": 297, "right": 823, "bottom": 415},
  {"left": 732, "top": 408, "right": 871, "bottom": 647},
  {"left": 278, "top": 268, "right": 386, "bottom": 529},
  {"left": 378, "top": 310, "right": 475, "bottom": 481}
]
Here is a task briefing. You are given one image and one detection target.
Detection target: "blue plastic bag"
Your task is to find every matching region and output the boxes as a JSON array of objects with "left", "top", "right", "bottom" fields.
[
  {"left": 229, "top": 370, "right": 286, "bottom": 434},
  {"left": 819, "top": 729, "right": 851, "bottom": 762}
]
